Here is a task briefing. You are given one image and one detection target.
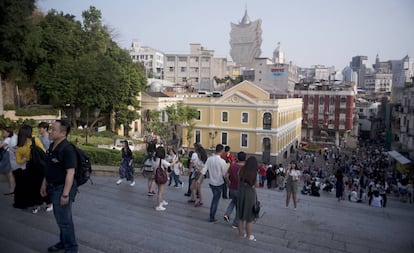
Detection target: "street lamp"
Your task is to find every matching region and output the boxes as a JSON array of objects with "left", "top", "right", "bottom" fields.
[{"left": 75, "top": 107, "right": 81, "bottom": 126}]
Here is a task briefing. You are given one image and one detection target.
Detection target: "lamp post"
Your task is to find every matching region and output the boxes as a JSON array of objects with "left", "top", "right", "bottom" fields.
[
  {"left": 209, "top": 130, "right": 218, "bottom": 150},
  {"left": 75, "top": 107, "right": 81, "bottom": 127}
]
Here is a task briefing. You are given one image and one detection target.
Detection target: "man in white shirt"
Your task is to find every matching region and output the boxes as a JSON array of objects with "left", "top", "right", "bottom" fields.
[{"left": 197, "top": 144, "right": 227, "bottom": 222}]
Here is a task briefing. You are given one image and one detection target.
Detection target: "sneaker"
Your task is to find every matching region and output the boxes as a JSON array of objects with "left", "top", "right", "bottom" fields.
[
  {"left": 231, "top": 224, "right": 238, "bottom": 229},
  {"left": 184, "top": 193, "right": 191, "bottom": 197},
  {"left": 181, "top": 182, "right": 184, "bottom": 188},
  {"left": 155, "top": 206, "right": 166, "bottom": 211},
  {"left": 174, "top": 186, "right": 180, "bottom": 189},
  {"left": 223, "top": 214, "right": 230, "bottom": 223},
  {"left": 46, "top": 205, "right": 53, "bottom": 212},
  {"left": 116, "top": 179, "right": 123, "bottom": 185},
  {"left": 161, "top": 200, "right": 168, "bottom": 206},
  {"left": 248, "top": 235, "right": 257, "bottom": 241},
  {"left": 209, "top": 218, "right": 218, "bottom": 223},
  {"left": 32, "top": 206, "right": 41, "bottom": 214},
  {"left": 130, "top": 181, "right": 135, "bottom": 186},
  {"left": 188, "top": 199, "right": 196, "bottom": 203}
]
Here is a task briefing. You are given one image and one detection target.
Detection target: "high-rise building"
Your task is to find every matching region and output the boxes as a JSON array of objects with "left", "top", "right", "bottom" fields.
[
  {"left": 229, "top": 9, "right": 262, "bottom": 68},
  {"left": 362, "top": 54, "right": 393, "bottom": 95},
  {"left": 390, "top": 55, "right": 414, "bottom": 88},
  {"left": 350, "top": 56, "right": 368, "bottom": 90}
]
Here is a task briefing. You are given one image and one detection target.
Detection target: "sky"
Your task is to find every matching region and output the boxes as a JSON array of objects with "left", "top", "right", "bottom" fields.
[{"left": 36, "top": 0, "right": 414, "bottom": 71}]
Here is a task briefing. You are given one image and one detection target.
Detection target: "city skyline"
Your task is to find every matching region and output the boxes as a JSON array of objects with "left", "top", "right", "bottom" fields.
[{"left": 37, "top": 0, "right": 414, "bottom": 71}]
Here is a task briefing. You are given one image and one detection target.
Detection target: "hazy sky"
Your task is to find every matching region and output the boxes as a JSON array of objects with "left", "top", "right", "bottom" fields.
[{"left": 37, "top": 0, "right": 414, "bottom": 71}]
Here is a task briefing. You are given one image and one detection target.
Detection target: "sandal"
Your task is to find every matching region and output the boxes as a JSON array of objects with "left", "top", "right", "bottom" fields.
[
  {"left": 188, "top": 199, "right": 196, "bottom": 203},
  {"left": 194, "top": 201, "right": 203, "bottom": 207},
  {"left": 248, "top": 235, "right": 256, "bottom": 241}
]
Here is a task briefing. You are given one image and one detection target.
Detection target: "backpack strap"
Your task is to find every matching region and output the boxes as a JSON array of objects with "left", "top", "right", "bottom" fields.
[{"left": 31, "top": 137, "right": 36, "bottom": 149}]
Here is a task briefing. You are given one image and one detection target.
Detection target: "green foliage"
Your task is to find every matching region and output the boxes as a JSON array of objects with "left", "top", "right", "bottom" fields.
[
  {"left": 0, "top": 116, "right": 36, "bottom": 130},
  {"left": 145, "top": 103, "right": 198, "bottom": 150},
  {"left": 0, "top": 0, "right": 36, "bottom": 78},
  {"left": 301, "top": 143, "right": 324, "bottom": 153},
  {"left": 2, "top": 4, "right": 147, "bottom": 134},
  {"left": 15, "top": 108, "right": 59, "bottom": 116},
  {"left": 3, "top": 104, "right": 16, "bottom": 110},
  {"left": 214, "top": 75, "right": 243, "bottom": 86},
  {"left": 71, "top": 144, "right": 146, "bottom": 167},
  {"left": 0, "top": 116, "right": 15, "bottom": 128},
  {"left": 96, "top": 130, "right": 118, "bottom": 138}
]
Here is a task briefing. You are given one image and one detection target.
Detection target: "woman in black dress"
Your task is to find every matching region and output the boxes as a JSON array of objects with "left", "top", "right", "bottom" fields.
[
  {"left": 237, "top": 156, "right": 259, "bottom": 241},
  {"left": 335, "top": 169, "right": 344, "bottom": 202}
]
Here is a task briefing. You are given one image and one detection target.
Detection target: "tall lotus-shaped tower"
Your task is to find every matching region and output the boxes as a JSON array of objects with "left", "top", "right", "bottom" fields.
[{"left": 229, "top": 9, "right": 262, "bottom": 68}]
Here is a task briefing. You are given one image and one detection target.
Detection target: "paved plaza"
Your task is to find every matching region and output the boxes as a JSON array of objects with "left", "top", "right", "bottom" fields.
[{"left": 1, "top": 170, "right": 413, "bottom": 253}]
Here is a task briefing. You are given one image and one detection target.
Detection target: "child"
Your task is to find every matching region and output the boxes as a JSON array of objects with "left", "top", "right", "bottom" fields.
[{"left": 173, "top": 159, "right": 184, "bottom": 188}]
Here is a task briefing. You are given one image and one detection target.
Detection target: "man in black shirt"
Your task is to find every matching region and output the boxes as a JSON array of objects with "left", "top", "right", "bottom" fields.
[{"left": 40, "top": 120, "right": 78, "bottom": 253}]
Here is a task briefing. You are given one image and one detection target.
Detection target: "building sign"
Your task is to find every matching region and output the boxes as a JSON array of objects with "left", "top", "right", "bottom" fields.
[
  {"left": 270, "top": 68, "right": 287, "bottom": 77},
  {"left": 98, "top": 126, "right": 107, "bottom": 132}
]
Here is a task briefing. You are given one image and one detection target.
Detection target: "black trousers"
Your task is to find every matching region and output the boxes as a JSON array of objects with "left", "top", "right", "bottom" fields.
[{"left": 222, "top": 178, "right": 228, "bottom": 198}]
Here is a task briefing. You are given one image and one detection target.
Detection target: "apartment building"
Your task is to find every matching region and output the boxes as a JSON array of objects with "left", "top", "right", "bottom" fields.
[
  {"left": 129, "top": 41, "right": 164, "bottom": 79},
  {"left": 163, "top": 43, "right": 227, "bottom": 91},
  {"left": 294, "top": 82, "right": 357, "bottom": 147},
  {"left": 252, "top": 58, "right": 298, "bottom": 96}
]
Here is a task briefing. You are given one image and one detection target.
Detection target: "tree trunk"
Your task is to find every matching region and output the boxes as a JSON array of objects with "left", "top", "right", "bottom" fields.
[{"left": 110, "top": 109, "right": 116, "bottom": 132}]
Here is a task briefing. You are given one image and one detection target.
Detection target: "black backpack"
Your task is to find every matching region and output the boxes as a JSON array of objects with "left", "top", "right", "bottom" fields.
[
  {"left": 60, "top": 142, "right": 93, "bottom": 186},
  {"left": 29, "top": 138, "right": 46, "bottom": 170}
]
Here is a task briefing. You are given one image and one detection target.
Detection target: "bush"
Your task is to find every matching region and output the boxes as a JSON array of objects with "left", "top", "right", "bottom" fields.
[
  {"left": 76, "top": 145, "right": 147, "bottom": 167},
  {"left": 96, "top": 130, "right": 117, "bottom": 138},
  {"left": 3, "top": 104, "right": 16, "bottom": 110},
  {"left": 15, "top": 108, "right": 59, "bottom": 116}
]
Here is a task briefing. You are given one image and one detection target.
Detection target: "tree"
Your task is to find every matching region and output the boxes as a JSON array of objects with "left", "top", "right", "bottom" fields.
[
  {"left": 0, "top": 0, "right": 36, "bottom": 80},
  {"left": 34, "top": 6, "right": 146, "bottom": 132},
  {"left": 145, "top": 103, "right": 198, "bottom": 151}
]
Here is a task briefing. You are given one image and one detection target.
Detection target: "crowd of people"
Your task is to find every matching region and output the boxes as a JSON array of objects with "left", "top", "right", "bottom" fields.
[
  {"left": 0, "top": 120, "right": 79, "bottom": 253},
  {"left": 138, "top": 140, "right": 262, "bottom": 241},
  {"left": 291, "top": 144, "right": 413, "bottom": 208},
  {"left": 3, "top": 124, "right": 413, "bottom": 247}
]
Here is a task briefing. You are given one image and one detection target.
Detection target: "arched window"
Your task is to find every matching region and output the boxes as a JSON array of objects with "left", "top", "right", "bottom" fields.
[{"left": 263, "top": 112, "right": 272, "bottom": 130}]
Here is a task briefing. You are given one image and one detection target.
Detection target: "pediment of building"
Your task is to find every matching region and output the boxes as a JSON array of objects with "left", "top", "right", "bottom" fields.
[{"left": 218, "top": 92, "right": 257, "bottom": 105}]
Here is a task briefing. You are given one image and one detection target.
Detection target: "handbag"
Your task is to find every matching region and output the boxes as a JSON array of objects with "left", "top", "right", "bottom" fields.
[
  {"left": 154, "top": 160, "right": 168, "bottom": 184},
  {"left": 252, "top": 193, "right": 261, "bottom": 218}
]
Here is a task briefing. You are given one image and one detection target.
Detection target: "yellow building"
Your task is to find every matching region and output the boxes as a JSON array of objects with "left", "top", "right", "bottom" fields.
[{"left": 183, "top": 80, "right": 302, "bottom": 164}]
